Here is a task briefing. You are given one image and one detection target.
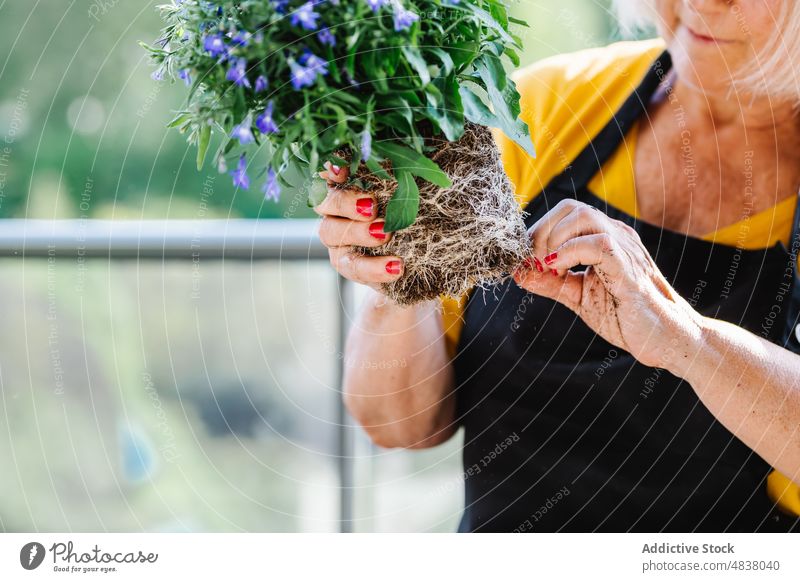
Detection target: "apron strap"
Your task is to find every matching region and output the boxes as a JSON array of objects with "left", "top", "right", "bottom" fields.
[
  {"left": 781, "top": 191, "right": 800, "bottom": 348},
  {"left": 788, "top": 190, "right": 800, "bottom": 253},
  {"left": 545, "top": 50, "right": 673, "bottom": 196}
]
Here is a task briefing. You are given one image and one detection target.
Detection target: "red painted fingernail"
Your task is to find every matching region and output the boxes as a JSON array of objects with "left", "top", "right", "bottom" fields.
[
  {"left": 533, "top": 257, "right": 544, "bottom": 273},
  {"left": 369, "top": 221, "right": 387, "bottom": 240},
  {"left": 331, "top": 164, "right": 341, "bottom": 176},
  {"left": 551, "top": 269, "right": 558, "bottom": 277},
  {"left": 544, "top": 252, "right": 558, "bottom": 265},
  {"left": 385, "top": 260, "right": 402, "bottom": 275},
  {"left": 356, "top": 198, "right": 374, "bottom": 217}
]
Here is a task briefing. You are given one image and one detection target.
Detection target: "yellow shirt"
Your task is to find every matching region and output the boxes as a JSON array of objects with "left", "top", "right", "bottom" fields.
[{"left": 441, "top": 38, "right": 800, "bottom": 517}]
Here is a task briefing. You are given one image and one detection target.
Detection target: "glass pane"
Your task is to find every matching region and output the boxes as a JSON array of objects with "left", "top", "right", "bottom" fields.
[
  {"left": 0, "top": 259, "right": 339, "bottom": 532},
  {"left": 342, "top": 285, "right": 465, "bottom": 532},
  {"left": 352, "top": 430, "right": 465, "bottom": 533}
]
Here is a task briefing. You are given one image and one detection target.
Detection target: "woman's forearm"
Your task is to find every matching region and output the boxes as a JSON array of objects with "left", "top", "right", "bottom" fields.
[
  {"left": 343, "top": 290, "right": 455, "bottom": 449},
  {"left": 668, "top": 315, "right": 800, "bottom": 484}
]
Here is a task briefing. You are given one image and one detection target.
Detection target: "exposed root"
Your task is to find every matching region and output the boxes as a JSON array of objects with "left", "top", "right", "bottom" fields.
[{"left": 345, "top": 123, "right": 530, "bottom": 305}]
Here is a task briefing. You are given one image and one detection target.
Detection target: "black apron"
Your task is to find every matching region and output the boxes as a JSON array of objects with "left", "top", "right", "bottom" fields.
[{"left": 454, "top": 50, "right": 800, "bottom": 532}]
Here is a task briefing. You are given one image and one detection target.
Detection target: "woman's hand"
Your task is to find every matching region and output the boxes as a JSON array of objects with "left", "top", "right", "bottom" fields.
[
  {"left": 513, "top": 199, "right": 703, "bottom": 370},
  {"left": 315, "top": 161, "right": 403, "bottom": 290}
]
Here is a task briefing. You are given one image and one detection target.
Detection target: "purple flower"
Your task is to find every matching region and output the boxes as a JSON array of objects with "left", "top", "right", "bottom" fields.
[
  {"left": 256, "top": 102, "right": 279, "bottom": 134},
  {"left": 226, "top": 58, "right": 251, "bottom": 88},
  {"left": 272, "top": 0, "right": 289, "bottom": 13},
  {"left": 230, "top": 155, "right": 250, "bottom": 189},
  {"left": 393, "top": 2, "right": 418, "bottom": 31},
  {"left": 443, "top": 0, "right": 460, "bottom": 4},
  {"left": 366, "top": 0, "right": 387, "bottom": 12},
  {"left": 150, "top": 69, "right": 164, "bottom": 81},
  {"left": 203, "top": 33, "right": 227, "bottom": 57},
  {"left": 299, "top": 50, "right": 328, "bottom": 76},
  {"left": 178, "top": 69, "right": 192, "bottom": 86},
  {"left": 291, "top": 1, "right": 321, "bottom": 30},
  {"left": 230, "top": 119, "right": 254, "bottom": 145},
  {"left": 318, "top": 27, "right": 336, "bottom": 47},
  {"left": 229, "top": 31, "right": 248, "bottom": 47},
  {"left": 361, "top": 131, "right": 372, "bottom": 162},
  {"left": 262, "top": 168, "right": 281, "bottom": 202},
  {"left": 290, "top": 61, "right": 318, "bottom": 90},
  {"left": 254, "top": 75, "right": 268, "bottom": 92}
]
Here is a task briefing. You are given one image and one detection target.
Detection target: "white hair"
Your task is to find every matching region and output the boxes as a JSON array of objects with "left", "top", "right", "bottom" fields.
[{"left": 612, "top": 0, "right": 800, "bottom": 102}]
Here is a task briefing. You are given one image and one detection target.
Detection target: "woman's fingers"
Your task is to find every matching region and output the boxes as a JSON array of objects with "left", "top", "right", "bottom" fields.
[
  {"left": 542, "top": 233, "right": 624, "bottom": 279},
  {"left": 316, "top": 159, "right": 401, "bottom": 288},
  {"left": 513, "top": 262, "right": 584, "bottom": 313},
  {"left": 527, "top": 199, "right": 585, "bottom": 260},
  {"left": 514, "top": 231, "right": 625, "bottom": 312},
  {"left": 542, "top": 204, "right": 608, "bottom": 259},
  {"left": 319, "top": 160, "right": 349, "bottom": 184},
  {"left": 318, "top": 216, "right": 391, "bottom": 248},
  {"left": 314, "top": 186, "right": 376, "bottom": 221},
  {"left": 329, "top": 247, "right": 403, "bottom": 284}
]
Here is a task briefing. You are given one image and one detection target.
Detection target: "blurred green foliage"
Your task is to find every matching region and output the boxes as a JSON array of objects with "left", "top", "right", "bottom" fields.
[{"left": 0, "top": 0, "right": 614, "bottom": 219}]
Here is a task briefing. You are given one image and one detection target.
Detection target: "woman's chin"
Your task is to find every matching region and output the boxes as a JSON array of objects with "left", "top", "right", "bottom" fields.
[{"left": 669, "top": 39, "right": 742, "bottom": 96}]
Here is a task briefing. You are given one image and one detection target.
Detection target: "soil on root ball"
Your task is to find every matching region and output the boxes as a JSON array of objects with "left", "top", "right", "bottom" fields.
[{"left": 345, "top": 122, "right": 531, "bottom": 305}]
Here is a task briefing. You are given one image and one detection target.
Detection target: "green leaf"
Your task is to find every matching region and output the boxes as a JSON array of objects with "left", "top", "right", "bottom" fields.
[
  {"left": 374, "top": 142, "right": 451, "bottom": 188},
  {"left": 349, "top": 145, "right": 362, "bottom": 176},
  {"left": 427, "top": 48, "right": 454, "bottom": 76},
  {"left": 425, "top": 75, "right": 464, "bottom": 142},
  {"left": 472, "top": 54, "right": 533, "bottom": 151},
  {"left": 477, "top": 53, "right": 507, "bottom": 92},
  {"left": 281, "top": 157, "right": 308, "bottom": 190},
  {"left": 384, "top": 169, "right": 420, "bottom": 232},
  {"left": 307, "top": 177, "right": 328, "bottom": 207},
  {"left": 452, "top": 3, "right": 516, "bottom": 47},
  {"left": 401, "top": 46, "right": 431, "bottom": 86},
  {"left": 167, "top": 113, "right": 191, "bottom": 128},
  {"left": 383, "top": 47, "right": 401, "bottom": 77},
  {"left": 365, "top": 157, "right": 392, "bottom": 180},
  {"left": 196, "top": 124, "right": 211, "bottom": 170},
  {"left": 328, "top": 153, "right": 350, "bottom": 167},
  {"left": 459, "top": 85, "right": 536, "bottom": 158},
  {"left": 505, "top": 48, "right": 521, "bottom": 68},
  {"left": 489, "top": 1, "right": 509, "bottom": 29},
  {"left": 459, "top": 86, "right": 496, "bottom": 126},
  {"left": 447, "top": 41, "right": 479, "bottom": 70}
]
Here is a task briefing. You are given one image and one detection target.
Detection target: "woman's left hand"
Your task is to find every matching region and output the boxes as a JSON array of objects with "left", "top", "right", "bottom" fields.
[{"left": 513, "top": 199, "right": 703, "bottom": 370}]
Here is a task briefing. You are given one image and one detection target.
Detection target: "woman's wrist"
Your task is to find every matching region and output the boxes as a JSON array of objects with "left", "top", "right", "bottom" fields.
[
  {"left": 659, "top": 307, "right": 708, "bottom": 381},
  {"left": 359, "top": 288, "right": 440, "bottom": 332}
]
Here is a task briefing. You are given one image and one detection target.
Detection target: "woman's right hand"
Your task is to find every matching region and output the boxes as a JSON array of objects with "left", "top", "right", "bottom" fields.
[{"left": 315, "top": 161, "right": 404, "bottom": 290}]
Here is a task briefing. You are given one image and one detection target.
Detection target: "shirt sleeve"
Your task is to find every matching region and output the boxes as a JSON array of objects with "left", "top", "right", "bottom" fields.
[{"left": 766, "top": 470, "right": 800, "bottom": 517}]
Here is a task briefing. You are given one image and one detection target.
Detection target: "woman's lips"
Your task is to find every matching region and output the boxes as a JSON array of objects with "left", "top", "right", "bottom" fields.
[{"left": 684, "top": 25, "right": 733, "bottom": 44}]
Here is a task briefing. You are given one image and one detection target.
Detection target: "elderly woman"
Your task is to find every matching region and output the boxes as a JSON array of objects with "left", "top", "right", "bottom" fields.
[{"left": 316, "top": 0, "right": 800, "bottom": 531}]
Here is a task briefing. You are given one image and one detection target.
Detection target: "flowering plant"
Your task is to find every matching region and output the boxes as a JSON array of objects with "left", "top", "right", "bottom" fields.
[{"left": 144, "top": 0, "right": 534, "bottom": 231}]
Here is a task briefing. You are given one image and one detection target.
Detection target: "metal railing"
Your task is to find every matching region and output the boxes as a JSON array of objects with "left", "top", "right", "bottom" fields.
[
  {"left": 0, "top": 218, "right": 328, "bottom": 260},
  {"left": 0, "top": 217, "right": 356, "bottom": 533}
]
